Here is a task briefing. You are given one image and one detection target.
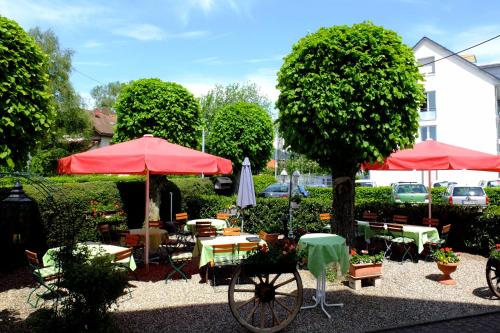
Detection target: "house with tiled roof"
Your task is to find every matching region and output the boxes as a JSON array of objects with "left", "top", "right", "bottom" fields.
[
  {"left": 89, "top": 108, "right": 116, "bottom": 149},
  {"left": 370, "top": 36, "right": 500, "bottom": 186}
]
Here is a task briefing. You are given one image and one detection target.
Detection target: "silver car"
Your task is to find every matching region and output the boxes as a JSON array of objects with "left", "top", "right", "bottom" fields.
[{"left": 444, "top": 185, "right": 489, "bottom": 207}]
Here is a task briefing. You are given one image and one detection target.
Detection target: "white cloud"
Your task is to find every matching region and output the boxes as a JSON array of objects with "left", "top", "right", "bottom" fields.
[
  {"left": 451, "top": 25, "right": 500, "bottom": 64},
  {"left": 113, "top": 23, "right": 165, "bottom": 41},
  {"left": 412, "top": 24, "right": 446, "bottom": 37},
  {"left": 0, "top": 0, "right": 106, "bottom": 27},
  {"left": 244, "top": 55, "right": 284, "bottom": 64},
  {"left": 245, "top": 67, "right": 280, "bottom": 102},
  {"left": 173, "top": 0, "right": 252, "bottom": 25},
  {"left": 82, "top": 40, "right": 103, "bottom": 49},
  {"left": 182, "top": 82, "right": 215, "bottom": 97},
  {"left": 79, "top": 92, "right": 96, "bottom": 109},
  {"left": 193, "top": 56, "right": 223, "bottom": 65},
  {"left": 170, "top": 30, "right": 210, "bottom": 39}
]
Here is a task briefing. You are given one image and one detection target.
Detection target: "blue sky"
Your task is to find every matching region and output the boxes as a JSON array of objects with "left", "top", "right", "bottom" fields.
[{"left": 2, "top": 0, "right": 500, "bottom": 108}]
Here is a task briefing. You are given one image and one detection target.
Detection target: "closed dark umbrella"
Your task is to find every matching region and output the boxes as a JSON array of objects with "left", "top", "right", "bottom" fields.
[{"left": 237, "top": 157, "right": 256, "bottom": 232}]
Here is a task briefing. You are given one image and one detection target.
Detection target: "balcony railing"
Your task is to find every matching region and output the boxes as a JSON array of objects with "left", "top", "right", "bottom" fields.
[{"left": 419, "top": 111, "right": 436, "bottom": 121}]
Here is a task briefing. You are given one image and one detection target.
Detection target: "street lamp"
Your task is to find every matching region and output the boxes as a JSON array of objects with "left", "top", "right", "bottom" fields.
[
  {"left": 279, "top": 169, "right": 288, "bottom": 184},
  {"left": 287, "top": 170, "right": 300, "bottom": 239}
]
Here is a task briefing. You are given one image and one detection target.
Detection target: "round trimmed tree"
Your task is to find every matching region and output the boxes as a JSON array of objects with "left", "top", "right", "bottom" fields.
[
  {"left": 276, "top": 22, "right": 424, "bottom": 244},
  {"left": 208, "top": 102, "right": 273, "bottom": 174},
  {"left": 114, "top": 78, "right": 201, "bottom": 148},
  {"left": 0, "top": 17, "right": 54, "bottom": 169}
]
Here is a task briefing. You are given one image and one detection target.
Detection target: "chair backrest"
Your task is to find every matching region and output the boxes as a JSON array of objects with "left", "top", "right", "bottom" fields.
[
  {"left": 422, "top": 217, "right": 439, "bottom": 227},
  {"left": 175, "top": 212, "right": 188, "bottom": 222},
  {"left": 210, "top": 244, "right": 235, "bottom": 266},
  {"left": 216, "top": 213, "right": 230, "bottom": 220},
  {"left": 25, "top": 250, "right": 40, "bottom": 268},
  {"left": 263, "top": 233, "right": 279, "bottom": 243},
  {"left": 393, "top": 215, "right": 408, "bottom": 224},
  {"left": 124, "top": 234, "right": 142, "bottom": 247},
  {"left": 369, "top": 223, "right": 385, "bottom": 233},
  {"left": 259, "top": 230, "right": 267, "bottom": 240},
  {"left": 362, "top": 211, "right": 378, "bottom": 222},
  {"left": 228, "top": 216, "right": 239, "bottom": 227},
  {"left": 198, "top": 227, "right": 217, "bottom": 237},
  {"left": 319, "top": 213, "right": 331, "bottom": 221},
  {"left": 223, "top": 227, "right": 241, "bottom": 236},
  {"left": 113, "top": 248, "right": 133, "bottom": 262},
  {"left": 149, "top": 220, "right": 163, "bottom": 228},
  {"left": 238, "top": 242, "right": 259, "bottom": 253},
  {"left": 441, "top": 224, "right": 451, "bottom": 235},
  {"left": 387, "top": 224, "right": 403, "bottom": 233},
  {"left": 196, "top": 221, "right": 212, "bottom": 227}
]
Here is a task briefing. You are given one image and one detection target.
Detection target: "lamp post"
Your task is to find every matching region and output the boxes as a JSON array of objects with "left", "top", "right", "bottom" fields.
[{"left": 287, "top": 170, "right": 300, "bottom": 239}]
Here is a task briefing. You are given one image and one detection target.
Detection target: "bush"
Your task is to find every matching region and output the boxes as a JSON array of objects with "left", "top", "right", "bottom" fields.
[
  {"left": 485, "top": 187, "right": 500, "bottom": 206},
  {"left": 253, "top": 174, "right": 276, "bottom": 193}
]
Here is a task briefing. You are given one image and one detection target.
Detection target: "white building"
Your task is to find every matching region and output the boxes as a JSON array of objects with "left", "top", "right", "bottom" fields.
[{"left": 370, "top": 37, "right": 500, "bottom": 187}]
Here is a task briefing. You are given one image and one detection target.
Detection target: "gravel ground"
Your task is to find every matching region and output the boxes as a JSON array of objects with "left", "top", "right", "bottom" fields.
[{"left": 1, "top": 253, "right": 499, "bottom": 333}]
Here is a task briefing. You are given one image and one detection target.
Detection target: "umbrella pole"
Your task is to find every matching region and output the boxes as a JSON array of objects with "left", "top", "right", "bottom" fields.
[
  {"left": 145, "top": 169, "right": 150, "bottom": 268},
  {"left": 428, "top": 170, "right": 432, "bottom": 219}
]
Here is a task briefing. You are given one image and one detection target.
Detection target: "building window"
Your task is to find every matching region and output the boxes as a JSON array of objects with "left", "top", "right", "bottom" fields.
[
  {"left": 418, "top": 57, "right": 435, "bottom": 75},
  {"left": 420, "top": 91, "right": 436, "bottom": 120},
  {"left": 420, "top": 126, "right": 436, "bottom": 141}
]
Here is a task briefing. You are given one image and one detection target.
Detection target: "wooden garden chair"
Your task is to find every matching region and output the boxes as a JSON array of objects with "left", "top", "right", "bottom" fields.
[
  {"left": 25, "top": 250, "right": 62, "bottom": 308},
  {"left": 223, "top": 227, "right": 241, "bottom": 236},
  {"left": 209, "top": 244, "right": 236, "bottom": 286},
  {"left": 388, "top": 225, "right": 415, "bottom": 263},
  {"left": 392, "top": 215, "right": 408, "bottom": 224},
  {"left": 362, "top": 211, "right": 378, "bottom": 222}
]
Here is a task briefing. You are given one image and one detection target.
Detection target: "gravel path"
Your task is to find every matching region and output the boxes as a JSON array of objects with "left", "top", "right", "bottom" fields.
[{"left": 1, "top": 253, "right": 499, "bottom": 332}]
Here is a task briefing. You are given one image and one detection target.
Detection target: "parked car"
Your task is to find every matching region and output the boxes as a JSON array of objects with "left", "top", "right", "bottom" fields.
[
  {"left": 355, "top": 180, "right": 376, "bottom": 187},
  {"left": 444, "top": 184, "right": 489, "bottom": 207},
  {"left": 258, "top": 183, "right": 310, "bottom": 198},
  {"left": 391, "top": 182, "right": 429, "bottom": 203},
  {"left": 478, "top": 179, "right": 500, "bottom": 188},
  {"left": 433, "top": 181, "right": 457, "bottom": 188}
]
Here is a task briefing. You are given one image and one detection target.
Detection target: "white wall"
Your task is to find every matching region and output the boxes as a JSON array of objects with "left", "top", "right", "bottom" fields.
[{"left": 370, "top": 39, "right": 499, "bottom": 187}]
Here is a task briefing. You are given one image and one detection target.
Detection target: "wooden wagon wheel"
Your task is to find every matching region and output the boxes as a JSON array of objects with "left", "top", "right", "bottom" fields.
[
  {"left": 486, "top": 257, "right": 500, "bottom": 298},
  {"left": 228, "top": 265, "right": 303, "bottom": 333}
]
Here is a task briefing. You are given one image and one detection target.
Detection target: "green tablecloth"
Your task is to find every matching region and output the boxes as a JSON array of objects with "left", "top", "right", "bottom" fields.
[
  {"left": 356, "top": 220, "right": 440, "bottom": 253},
  {"left": 193, "top": 235, "right": 263, "bottom": 267},
  {"left": 43, "top": 243, "right": 137, "bottom": 271},
  {"left": 184, "top": 219, "right": 228, "bottom": 234},
  {"left": 298, "top": 233, "right": 349, "bottom": 278}
]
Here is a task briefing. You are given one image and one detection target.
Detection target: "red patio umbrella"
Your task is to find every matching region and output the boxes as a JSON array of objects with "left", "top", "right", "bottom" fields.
[
  {"left": 363, "top": 140, "right": 500, "bottom": 218},
  {"left": 58, "top": 134, "right": 232, "bottom": 264}
]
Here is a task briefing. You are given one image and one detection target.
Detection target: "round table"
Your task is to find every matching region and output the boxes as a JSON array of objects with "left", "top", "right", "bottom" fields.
[
  {"left": 184, "top": 218, "right": 228, "bottom": 234},
  {"left": 129, "top": 228, "right": 168, "bottom": 252},
  {"left": 298, "top": 233, "right": 349, "bottom": 319}
]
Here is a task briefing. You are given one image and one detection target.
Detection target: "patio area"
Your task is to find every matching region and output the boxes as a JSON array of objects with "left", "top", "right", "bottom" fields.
[{"left": 1, "top": 252, "right": 497, "bottom": 332}]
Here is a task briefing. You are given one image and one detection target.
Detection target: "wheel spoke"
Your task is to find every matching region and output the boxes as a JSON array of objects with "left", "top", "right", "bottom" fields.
[
  {"left": 257, "top": 274, "right": 264, "bottom": 284},
  {"left": 274, "top": 297, "right": 292, "bottom": 313},
  {"left": 234, "top": 288, "right": 256, "bottom": 293},
  {"left": 265, "top": 273, "right": 269, "bottom": 284},
  {"left": 237, "top": 296, "right": 256, "bottom": 310},
  {"left": 268, "top": 301, "right": 281, "bottom": 325},
  {"left": 270, "top": 273, "right": 281, "bottom": 285},
  {"left": 260, "top": 302, "right": 265, "bottom": 328},
  {"left": 275, "top": 291, "right": 297, "bottom": 297},
  {"left": 246, "top": 300, "right": 260, "bottom": 322},
  {"left": 274, "top": 277, "right": 296, "bottom": 289}
]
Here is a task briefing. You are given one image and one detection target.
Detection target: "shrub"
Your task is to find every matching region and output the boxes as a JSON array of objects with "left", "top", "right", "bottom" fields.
[
  {"left": 484, "top": 187, "right": 500, "bottom": 206},
  {"left": 253, "top": 174, "right": 276, "bottom": 193}
]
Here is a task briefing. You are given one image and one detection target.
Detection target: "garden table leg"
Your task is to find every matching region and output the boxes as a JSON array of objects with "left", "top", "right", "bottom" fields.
[{"left": 301, "top": 270, "right": 343, "bottom": 319}]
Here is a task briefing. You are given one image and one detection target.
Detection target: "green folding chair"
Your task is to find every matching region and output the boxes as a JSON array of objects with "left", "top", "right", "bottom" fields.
[
  {"left": 164, "top": 243, "right": 193, "bottom": 283},
  {"left": 25, "top": 250, "right": 62, "bottom": 308}
]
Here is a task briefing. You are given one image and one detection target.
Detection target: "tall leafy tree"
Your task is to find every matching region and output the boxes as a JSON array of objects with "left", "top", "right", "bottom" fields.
[
  {"left": 200, "top": 82, "right": 272, "bottom": 136},
  {"left": 29, "top": 27, "right": 91, "bottom": 137},
  {"left": 114, "top": 78, "right": 202, "bottom": 221},
  {"left": 276, "top": 22, "right": 424, "bottom": 244},
  {"left": 0, "top": 17, "right": 54, "bottom": 169},
  {"left": 208, "top": 102, "right": 273, "bottom": 174},
  {"left": 90, "top": 81, "right": 125, "bottom": 111},
  {"left": 114, "top": 78, "right": 201, "bottom": 147}
]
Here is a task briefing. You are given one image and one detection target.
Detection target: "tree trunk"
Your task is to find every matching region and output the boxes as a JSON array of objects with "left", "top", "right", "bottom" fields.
[
  {"left": 331, "top": 167, "right": 356, "bottom": 246},
  {"left": 148, "top": 175, "right": 167, "bottom": 223}
]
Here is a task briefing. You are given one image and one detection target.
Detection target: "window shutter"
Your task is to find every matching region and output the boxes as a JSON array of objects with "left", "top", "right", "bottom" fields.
[{"left": 428, "top": 91, "right": 436, "bottom": 112}]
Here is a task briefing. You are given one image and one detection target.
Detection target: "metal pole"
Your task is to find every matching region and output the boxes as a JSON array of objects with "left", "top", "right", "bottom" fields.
[
  {"left": 288, "top": 173, "right": 293, "bottom": 238},
  {"left": 145, "top": 169, "right": 150, "bottom": 267},
  {"left": 201, "top": 128, "right": 205, "bottom": 178},
  {"left": 428, "top": 170, "right": 432, "bottom": 219},
  {"left": 170, "top": 192, "right": 173, "bottom": 222}
]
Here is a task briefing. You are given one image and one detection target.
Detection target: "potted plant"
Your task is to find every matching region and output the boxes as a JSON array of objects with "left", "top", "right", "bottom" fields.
[
  {"left": 242, "top": 239, "right": 299, "bottom": 276},
  {"left": 348, "top": 249, "right": 384, "bottom": 278},
  {"left": 433, "top": 247, "right": 460, "bottom": 285}
]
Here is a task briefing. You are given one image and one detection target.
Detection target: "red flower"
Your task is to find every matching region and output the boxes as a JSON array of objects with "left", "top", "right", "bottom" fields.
[
  {"left": 444, "top": 247, "right": 452, "bottom": 252},
  {"left": 350, "top": 249, "right": 357, "bottom": 256},
  {"left": 496, "top": 244, "right": 500, "bottom": 250}
]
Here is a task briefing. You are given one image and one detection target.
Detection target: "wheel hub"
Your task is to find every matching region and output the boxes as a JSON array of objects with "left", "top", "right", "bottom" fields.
[{"left": 255, "top": 283, "right": 275, "bottom": 303}]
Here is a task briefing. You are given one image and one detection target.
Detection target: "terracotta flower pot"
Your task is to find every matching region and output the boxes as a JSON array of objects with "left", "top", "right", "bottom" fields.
[
  {"left": 349, "top": 263, "right": 382, "bottom": 278},
  {"left": 436, "top": 262, "right": 458, "bottom": 285}
]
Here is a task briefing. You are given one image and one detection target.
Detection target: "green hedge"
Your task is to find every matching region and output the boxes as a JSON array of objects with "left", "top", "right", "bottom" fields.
[
  {"left": 485, "top": 187, "right": 500, "bottom": 206},
  {"left": 3, "top": 177, "right": 498, "bottom": 255},
  {"left": 253, "top": 174, "right": 276, "bottom": 193}
]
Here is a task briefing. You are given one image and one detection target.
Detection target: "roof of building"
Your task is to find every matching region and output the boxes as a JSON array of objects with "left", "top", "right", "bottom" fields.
[
  {"left": 479, "top": 63, "right": 500, "bottom": 80},
  {"left": 90, "top": 109, "right": 116, "bottom": 137},
  {"left": 413, "top": 37, "right": 500, "bottom": 83}
]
